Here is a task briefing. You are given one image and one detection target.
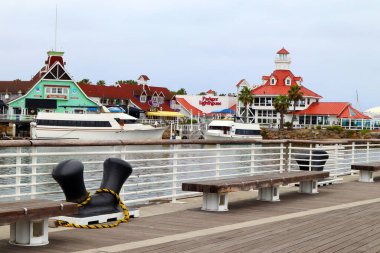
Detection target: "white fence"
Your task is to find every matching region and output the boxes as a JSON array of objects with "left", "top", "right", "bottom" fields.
[{"left": 0, "top": 139, "right": 380, "bottom": 206}]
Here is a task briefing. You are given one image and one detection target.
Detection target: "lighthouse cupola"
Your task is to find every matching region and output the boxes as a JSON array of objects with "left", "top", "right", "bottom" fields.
[{"left": 275, "top": 48, "right": 291, "bottom": 70}]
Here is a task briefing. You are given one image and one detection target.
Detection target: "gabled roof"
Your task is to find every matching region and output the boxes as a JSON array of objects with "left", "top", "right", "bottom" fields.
[
  {"left": 176, "top": 97, "right": 203, "bottom": 116},
  {"left": 138, "top": 75, "right": 150, "bottom": 81},
  {"left": 79, "top": 83, "right": 175, "bottom": 112},
  {"left": 235, "top": 79, "right": 247, "bottom": 87},
  {"left": 262, "top": 70, "right": 302, "bottom": 86},
  {"left": 252, "top": 84, "right": 322, "bottom": 98},
  {"left": 294, "top": 102, "right": 370, "bottom": 119},
  {"left": 277, "top": 48, "right": 289, "bottom": 54}
]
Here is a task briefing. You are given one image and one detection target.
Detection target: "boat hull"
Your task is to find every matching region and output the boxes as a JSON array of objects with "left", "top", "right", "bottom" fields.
[
  {"left": 204, "top": 132, "right": 262, "bottom": 140},
  {"left": 32, "top": 127, "right": 166, "bottom": 141}
]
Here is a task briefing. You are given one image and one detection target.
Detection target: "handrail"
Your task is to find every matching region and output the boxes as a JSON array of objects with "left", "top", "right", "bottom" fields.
[{"left": 0, "top": 138, "right": 358, "bottom": 147}]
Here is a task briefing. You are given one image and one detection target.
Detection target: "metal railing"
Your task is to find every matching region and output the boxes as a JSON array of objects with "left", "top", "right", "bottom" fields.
[{"left": 1, "top": 139, "right": 380, "bottom": 205}]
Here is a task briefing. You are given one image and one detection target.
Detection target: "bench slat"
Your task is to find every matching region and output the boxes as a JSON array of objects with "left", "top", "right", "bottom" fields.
[
  {"left": 182, "top": 171, "right": 329, "bottom": 193},
  {"left": 352, "top": 162, "right": 380, "bottom": 171},
  {"left": 0, "top": 199, "right": 78, "bottom": 225}
]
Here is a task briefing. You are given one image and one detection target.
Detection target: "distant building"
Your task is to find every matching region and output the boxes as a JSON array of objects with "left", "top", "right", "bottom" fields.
[
  {"left": 176, "top": 93, "right": 236, "bottom": 120},
  {"left": 237, "top": 48, "right": 370, "bottom": 128},
  {"left": 2, "top": 51, "right": 98, "bottom": 115},
  {"left": 79, "top": 75, "right": 180, "bottom": 120}
]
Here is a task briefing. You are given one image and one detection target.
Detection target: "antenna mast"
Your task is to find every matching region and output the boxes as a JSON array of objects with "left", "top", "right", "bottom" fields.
[{"left": 54, "top": 5, "right": 58, "bottom": 51}]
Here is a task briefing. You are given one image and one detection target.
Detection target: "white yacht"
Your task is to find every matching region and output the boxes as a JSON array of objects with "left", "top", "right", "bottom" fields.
[
  {"left": 30, "top": 107, "right": 166, "bottom": 140},
  {"left": 205, "top": 120, "right": 262, "bottom": 140}
]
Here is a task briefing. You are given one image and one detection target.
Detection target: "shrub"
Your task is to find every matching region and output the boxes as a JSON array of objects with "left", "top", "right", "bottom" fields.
[
  {"left": 326, "top": 125, "right": 344, "bottom": 133},
  {"left": 284, "top": 122, "right": 292, "bottom": 130},
  {"left": 316, "top": 125, "right": 322, "bottom": 130}
]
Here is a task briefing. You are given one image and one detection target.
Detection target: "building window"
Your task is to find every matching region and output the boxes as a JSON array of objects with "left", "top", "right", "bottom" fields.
[
  {"left": 140, "top": 95, "right": 146, "bottom": 103},
  {"left": 158, "top": 96, "right": 164, "bottom": 104},
  {"left": 45, "top": 86, "right": 69, "bottom": 99},
  {"left": 285, "top": 77, "right": 291, "bottom": 86},
  {"left": 270, "top": 78, "right": 276, "bottom": 85}
]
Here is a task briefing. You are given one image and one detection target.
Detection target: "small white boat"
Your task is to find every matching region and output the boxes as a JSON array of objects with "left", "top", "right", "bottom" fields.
[
  {"left": 30, "top": 108, "right": 166, "bottom": 140},
  {"left": 204, "top": 120, "right": 262, "bottom": 140}
]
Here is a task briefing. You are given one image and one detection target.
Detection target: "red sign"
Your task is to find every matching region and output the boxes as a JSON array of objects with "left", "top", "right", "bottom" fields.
[
  {"left": 47, "top": 94, "right": 67, "bottom": 99},
  {"left": 199, "top": 96, "right": 221, "bottom": 106}
]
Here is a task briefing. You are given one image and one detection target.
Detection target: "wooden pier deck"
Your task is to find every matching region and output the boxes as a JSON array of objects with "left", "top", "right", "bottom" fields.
[{"left": 2, "top": 175, "right": 380, "bottom": 252}]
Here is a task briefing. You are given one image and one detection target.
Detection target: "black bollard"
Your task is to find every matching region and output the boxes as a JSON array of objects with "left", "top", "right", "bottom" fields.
[
  {"left": 295, "top": 150, "right": 329, "bottom": 171},
  {"left": 52, "top": 159, "right": 88, "bottom": 203},
  {"left": 77, "top": 158, "right": 132, "bottom": 217}
]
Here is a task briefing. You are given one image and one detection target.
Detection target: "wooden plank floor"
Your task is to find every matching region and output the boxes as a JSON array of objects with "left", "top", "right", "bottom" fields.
[{"left": 2, "top": 176, "right": 380, "bottom": 253}]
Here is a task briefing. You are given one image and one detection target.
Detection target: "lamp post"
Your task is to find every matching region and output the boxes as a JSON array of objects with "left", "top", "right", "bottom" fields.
[{"left": 190, "top": 109, "right": 193, "bottom": 131}]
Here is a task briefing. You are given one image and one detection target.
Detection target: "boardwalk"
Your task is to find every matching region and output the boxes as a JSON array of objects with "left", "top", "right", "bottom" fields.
[{"left": 2, "top": 175, "right": 380, "bottom": 252}]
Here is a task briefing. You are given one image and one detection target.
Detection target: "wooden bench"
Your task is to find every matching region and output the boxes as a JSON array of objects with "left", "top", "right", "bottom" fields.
[
  {"left": 182, "top": 171, "right": 330, "bottom": 211},
  {"left": 352, "top": 162, "right": 380, "bottom": 182},
  {"left": 0, "top": 199, "right": 77, "bottom": 246}
]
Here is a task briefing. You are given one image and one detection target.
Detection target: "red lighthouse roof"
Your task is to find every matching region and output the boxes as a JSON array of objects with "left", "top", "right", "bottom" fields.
[{"left": 277, "top": 48, "right": 289, "bottom": 55}]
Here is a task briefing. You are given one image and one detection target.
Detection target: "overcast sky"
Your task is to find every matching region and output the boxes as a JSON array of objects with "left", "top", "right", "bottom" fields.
[{"left": 0, "top": 0, "right": 379, "bottom": 110}]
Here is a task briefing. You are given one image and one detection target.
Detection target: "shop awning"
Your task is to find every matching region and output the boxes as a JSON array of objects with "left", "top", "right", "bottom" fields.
[{"left": 146, "top": 111, "right": 185, "bottom": 117}]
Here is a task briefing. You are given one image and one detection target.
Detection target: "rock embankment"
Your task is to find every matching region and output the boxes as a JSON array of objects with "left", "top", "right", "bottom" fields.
[{"left": 261, "top": 127, "right": 380, "bottom": 140}]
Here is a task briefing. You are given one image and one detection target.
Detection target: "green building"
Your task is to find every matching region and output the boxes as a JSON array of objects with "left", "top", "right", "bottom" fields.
[{"left": 8, "top": 51, "right": 98, "bottom": 115}]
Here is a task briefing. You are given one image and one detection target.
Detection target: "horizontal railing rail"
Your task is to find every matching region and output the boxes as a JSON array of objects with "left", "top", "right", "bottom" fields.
[{"left": 0, "top": 139, "right": 380, "bottom": 205}]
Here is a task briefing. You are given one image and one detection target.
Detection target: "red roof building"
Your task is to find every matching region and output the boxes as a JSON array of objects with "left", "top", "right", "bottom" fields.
[
  {"left": 236, "top": 48, "right": 369, "bottom": 127},
  {"left": 79, "top": 78, "right": 177, "bottom": 117}
]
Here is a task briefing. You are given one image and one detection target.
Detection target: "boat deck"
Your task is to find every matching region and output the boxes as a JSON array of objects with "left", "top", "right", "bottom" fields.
[{"left": 2, "top": 174, "right": 380, "bottom": 252}]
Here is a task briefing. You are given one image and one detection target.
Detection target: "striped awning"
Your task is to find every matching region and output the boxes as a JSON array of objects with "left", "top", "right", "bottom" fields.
[{"left": 146, "top": 111, "right": 185, "bottom": 117}]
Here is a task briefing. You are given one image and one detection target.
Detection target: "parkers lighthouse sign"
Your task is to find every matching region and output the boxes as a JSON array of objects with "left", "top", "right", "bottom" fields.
[{"left": 199, "top": 96, "right": 222, "bottom": 106}]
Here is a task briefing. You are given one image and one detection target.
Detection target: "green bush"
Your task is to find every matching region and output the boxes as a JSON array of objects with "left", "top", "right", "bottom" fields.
[
  {"left": 316, "top": 125, "right": 322, "bottom": 130},
  {"left": 326, "top": 125, "right": 344, "bottom": 133},
  {"left": 284, "top": 122, "right": 292, "bottom": 129},
  {"left": 185, "top": 119, "right": 198, "bottom": 124},
  {"left": 360, "top": 129, "right": 370, "bottom": 135}
]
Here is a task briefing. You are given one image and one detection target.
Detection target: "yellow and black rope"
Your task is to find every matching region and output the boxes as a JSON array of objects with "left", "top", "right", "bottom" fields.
[{"left": 57, "top": 188, "right": 130, "bottom": 229}]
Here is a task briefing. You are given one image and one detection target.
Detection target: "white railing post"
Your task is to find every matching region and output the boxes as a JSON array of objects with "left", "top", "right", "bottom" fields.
[
  {"left": 120, "top": 145, "right": 127, "bottom": 200},
  {"left": 367, "top": 142, "right": 370, "bottom": 162},
  {"left": 15, "top": 147, "right": 22, "bottom": 200},
  {"left": 287, "top": 143, "right": 292, "bottom": 171},
  {"left": 351, "top": 142, "right": 355, "bottom": 165},
  {"left": 216, "top": 144, "right": 221, "bottom": 178},
  {"left": 280, "top": 143, "right": 284, "bottom": 172},
  {"left": 250, "top": 144, "right": 255, "bottom": 175},
  {"left": 309, "top": 144, "right": 313, "bottom": 171},
  {"left": 334, "top": 144, "right": 339, "bottom": 173},
  {"left": 31, "top": 146, "right": 37, "bottom": 199},
  {"left": 171, "top": 145, "right": 178, "bottom": 203}
]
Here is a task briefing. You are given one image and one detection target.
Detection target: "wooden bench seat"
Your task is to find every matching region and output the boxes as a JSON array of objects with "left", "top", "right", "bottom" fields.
[
  {"left": 182, "top": 171, "right": 329, "bottom": 211},
  {"left": 0, "top": 199, "right": 77, "bottom": 246},
  {"left": 352, "top": 162, "right": 380, "bottom": 182}
]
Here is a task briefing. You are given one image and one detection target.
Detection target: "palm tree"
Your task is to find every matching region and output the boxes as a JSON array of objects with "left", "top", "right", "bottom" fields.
[
  {"left": 78, "top": 79, "right": 91, "bottom": 85},
  {"left": 96, "top": 80, "right": 106, "bottom": 86},
  {"left": 176, "top": 88, "right": 187, "bottom": 95},
  {"left": 273, "top": 95, "right": 290, "bottom": 129},
  {"left": 238, "top": 86, "right": 254, "bottom": 123},
  {"left": 288, "top": 85, "right": 303, "bottom": 129}
]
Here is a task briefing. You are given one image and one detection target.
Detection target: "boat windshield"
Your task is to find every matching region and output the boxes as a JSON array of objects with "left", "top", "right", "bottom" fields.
[
  {"left": 235, "top": 129, "right": 261, "bottom": 136},
  {"left": 209, "top": 126, "right": 231, "bottom": 130}
]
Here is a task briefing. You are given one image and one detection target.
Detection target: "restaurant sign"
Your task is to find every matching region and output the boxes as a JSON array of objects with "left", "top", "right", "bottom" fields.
[{"left": 199, "top": 96, "right": 222, "bottom": 106}]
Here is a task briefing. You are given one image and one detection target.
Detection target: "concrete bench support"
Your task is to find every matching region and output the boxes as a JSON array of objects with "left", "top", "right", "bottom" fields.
[
  {"left": 202, "top": 193, "right": 228, "bottom": 212},
  {"left": 0, "top": 199, "right": 77, "bottom": 246},
  {"left": 352, "top": 162, "right": 380, "bottom": 183},
  {"left": 258, "top": 186, "right": 280, "bottom": 201},
  {"left": 299, "top": 180, "right": 318, "bottom": 194},
  {"left": 359, "top": 170, "right": 374, "bottom": 183},
  {"left": 10, "top": 218, "right": 49, "bottom": 246}
]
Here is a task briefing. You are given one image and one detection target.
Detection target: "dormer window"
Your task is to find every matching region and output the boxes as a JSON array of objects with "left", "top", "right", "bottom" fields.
[
  {"left": 158, "top": 96, "right": 164, "bottom": 104},
  {"left": 285, "top": 77, "right": 291, "bottom": 86},
  {"left": 270, "top": 77, "right": 276, "bottom": 85},
  {"left": 140, "top": 93, "right": 147, "bottom": 103}
]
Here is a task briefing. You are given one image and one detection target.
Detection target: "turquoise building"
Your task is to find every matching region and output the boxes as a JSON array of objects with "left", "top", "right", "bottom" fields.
[{"left": 8, "top": 51, "right": 98, "bottom": 115}]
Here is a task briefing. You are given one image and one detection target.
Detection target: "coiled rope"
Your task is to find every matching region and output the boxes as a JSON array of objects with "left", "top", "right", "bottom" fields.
[{"left": 57, "top": 188, "right": 130, "bottom": 229}]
